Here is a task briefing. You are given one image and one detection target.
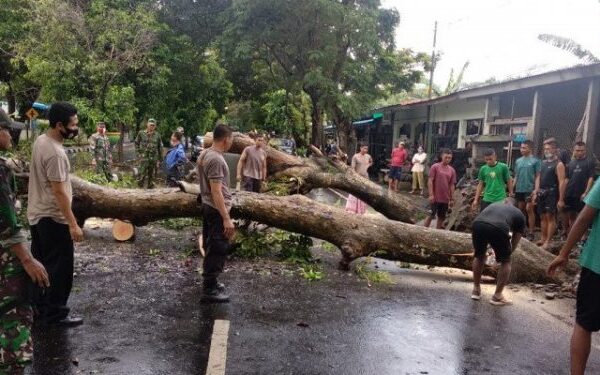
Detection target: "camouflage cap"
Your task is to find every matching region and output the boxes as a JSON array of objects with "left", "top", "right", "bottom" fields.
[{"left": 147, "top": 118, "right": 157, "bottom": 125}]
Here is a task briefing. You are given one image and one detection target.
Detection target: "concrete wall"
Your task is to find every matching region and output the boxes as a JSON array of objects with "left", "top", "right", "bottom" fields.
[{"left": 391, "top": 98, "right": 486, "bottom": 149}]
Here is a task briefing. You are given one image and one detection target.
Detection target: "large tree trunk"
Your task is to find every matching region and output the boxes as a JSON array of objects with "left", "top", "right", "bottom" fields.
[
  {"left": 67, "top": 177, "right": 575, "bottom": 283},
  {"left": 205, "top": 132, "right": 423, "bottom": 223},
  {"left": 308, "top": 94, "right": 324, "bottom": 151},
  {"left": 331, "top": 104, "right": 355, "bottom": 155}
]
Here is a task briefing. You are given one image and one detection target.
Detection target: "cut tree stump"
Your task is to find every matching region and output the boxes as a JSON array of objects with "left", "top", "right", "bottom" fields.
[
  {"left": 112, "top": 219, "right": 135, "bottom": 241},
  {"left": 65, "top": 177, "right": 576, "bottom": 283},
  {"left": 203, "top": 132, "right": 424, "bottom": 223}
]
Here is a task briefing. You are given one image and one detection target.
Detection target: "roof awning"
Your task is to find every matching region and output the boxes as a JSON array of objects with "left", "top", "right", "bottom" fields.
[{"left": 352, "top": 118, "right": 374, "bottom": 126}]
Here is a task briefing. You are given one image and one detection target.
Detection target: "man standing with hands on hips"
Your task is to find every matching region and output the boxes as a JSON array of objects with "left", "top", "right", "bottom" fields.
[
  {"left": 198, "top": 123, "right": 235, "bottom": 303},
  {"left": 28, "top": 102, "right": 84, "bottom": 327}
]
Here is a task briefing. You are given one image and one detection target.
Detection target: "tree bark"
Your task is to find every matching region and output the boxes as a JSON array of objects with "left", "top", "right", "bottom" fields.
[
  {"left": 67, "top": 177, "right": 574, "bottom": 283},
  {"left": 308, "top": 93, "right": 324, "bottom": 150},
  {"left": 204, "top": 132, "right": 423, "bottom": 223}
]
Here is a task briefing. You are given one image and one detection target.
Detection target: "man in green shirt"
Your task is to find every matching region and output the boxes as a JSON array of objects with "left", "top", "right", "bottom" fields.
[
  {"left": 548, "top": 179, "right": 600, "bottom": 375},
  {"left": 513, "top": 140, "right": 541, "bottom": 239},
  {"left": 472, "top": 148, "right": 513, "bottom": 212}
]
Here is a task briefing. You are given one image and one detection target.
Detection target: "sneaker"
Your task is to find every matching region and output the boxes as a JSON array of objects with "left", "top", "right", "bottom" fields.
[{"left": 201, "top": 288, "right": 230, "bottom": 303}]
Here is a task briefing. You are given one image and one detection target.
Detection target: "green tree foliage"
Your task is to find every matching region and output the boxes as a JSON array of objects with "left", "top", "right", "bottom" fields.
[
  {"left": 220, "top": 0, "right": 427, "bottom": 151},
  {"left": 0, "top": 0, "right": 37, "bottom": 114},
  {"left": 1, "top": 0, "right": 232, "bottom": 140}
]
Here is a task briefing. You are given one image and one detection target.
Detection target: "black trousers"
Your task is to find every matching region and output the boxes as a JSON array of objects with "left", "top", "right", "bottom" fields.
[
  {"left": 30, "top": 217, "right": 74, "bottom": 323},
  {"left": 242, "top": 176, "right": 261, "bottom": 193},
  {"left": 202, "top": 204, "right": 230, "bottom": 288}
]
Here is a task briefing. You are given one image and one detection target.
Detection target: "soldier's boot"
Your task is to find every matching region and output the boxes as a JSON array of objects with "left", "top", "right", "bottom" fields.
[{"left": 201, "top": 279, "right": 229, "bottom": 303}]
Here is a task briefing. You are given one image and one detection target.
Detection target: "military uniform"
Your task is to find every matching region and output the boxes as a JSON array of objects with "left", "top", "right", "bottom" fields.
[
  {"left": 0, "top": 157, "right": 33, "bottom": 374},
  {"left": 89, "top": 132, "right": 112, "bottom": 180},
  {"left": 135, "top": 130, "right": 162, "bottom": 188}
]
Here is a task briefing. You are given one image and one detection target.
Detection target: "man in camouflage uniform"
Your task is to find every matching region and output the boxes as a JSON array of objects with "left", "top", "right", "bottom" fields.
[
  {"left": 135, "top": 118, "right": 162, "bottom": 189},
  {"left": 88, "top": 121, "right": 112, "bottom": 180},
  {"left": 0, "top": 123, "right": 49, "bottom": 374}
]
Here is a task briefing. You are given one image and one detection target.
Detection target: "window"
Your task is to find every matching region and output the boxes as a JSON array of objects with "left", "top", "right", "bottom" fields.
[{"left": 466, "top": 119, "right": 483, "bottom": 136}]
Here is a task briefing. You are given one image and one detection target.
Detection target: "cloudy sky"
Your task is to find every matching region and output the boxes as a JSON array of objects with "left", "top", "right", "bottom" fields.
[{"left": 381, "top": 0, "right": 600, "bottom": 87}]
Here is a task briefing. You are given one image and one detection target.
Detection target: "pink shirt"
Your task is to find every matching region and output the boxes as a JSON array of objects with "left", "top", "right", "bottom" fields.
[
  {"left": 429, "top": 162, "right": 457, "bottom": 203},
  {"left": 391, "top": 148, "right": 407, "bottom": 167}
]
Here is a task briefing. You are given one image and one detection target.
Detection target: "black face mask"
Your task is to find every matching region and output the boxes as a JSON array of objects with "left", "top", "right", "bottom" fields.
[{"left": 60, "top": 125, "right": 79, "bottom": 139}]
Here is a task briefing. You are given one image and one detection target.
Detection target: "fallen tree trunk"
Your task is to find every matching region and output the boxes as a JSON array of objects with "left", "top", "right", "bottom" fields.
[
  {"left": 204, "top": 132, "right": 423, "bottom": 223},
  {"left": 69, "top": 177, "right": 575, "bottom": 283}
]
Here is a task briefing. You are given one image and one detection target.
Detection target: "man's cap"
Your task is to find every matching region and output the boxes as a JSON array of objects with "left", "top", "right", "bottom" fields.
[
  {"left": 148, "top": 118, "right": 157, "bottom": 125},
  {"left": 399, "top": 141, "right": 405, "bottom": 145},
  {"left": 176, "top": 126, "right": 184, "bottom": 133},
  {"left": 97, "top": 121, "right": 106, "bottom": 128}
]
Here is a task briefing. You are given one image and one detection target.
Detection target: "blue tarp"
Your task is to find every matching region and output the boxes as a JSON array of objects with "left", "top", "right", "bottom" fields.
[{"left": 32, "top": 102, "right": 49, "bottom": 111}]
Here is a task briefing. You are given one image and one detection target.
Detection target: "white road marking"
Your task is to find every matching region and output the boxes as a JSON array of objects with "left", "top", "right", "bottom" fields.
[{"left": 206, "top": 319, "right": 230, "bottom": 375}]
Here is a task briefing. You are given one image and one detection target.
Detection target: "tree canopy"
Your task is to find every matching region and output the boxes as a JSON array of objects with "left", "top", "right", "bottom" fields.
[{"left": 0, "top": 0, "right": 426, "bottom": 146}]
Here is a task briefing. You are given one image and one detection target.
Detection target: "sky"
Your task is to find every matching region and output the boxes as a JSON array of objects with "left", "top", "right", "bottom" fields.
[{"left": 381, "top": 0, "right": 600, "bottom": 87}]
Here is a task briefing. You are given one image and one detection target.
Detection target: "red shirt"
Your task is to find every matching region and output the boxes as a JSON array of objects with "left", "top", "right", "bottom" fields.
[
  {"left": 391, "top": 148, "right": 407, "bottom": 167},
  {"left": 429, "top": 162, "right": 457, "bottom": 203}
]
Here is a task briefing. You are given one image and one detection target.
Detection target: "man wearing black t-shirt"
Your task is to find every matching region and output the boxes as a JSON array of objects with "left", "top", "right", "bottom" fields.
[
  {"left": 560, "top": 141, "right": 596, "bottom": 234},
  {"left": 470, "top": 198, "right": 526, "bottom": 306}
]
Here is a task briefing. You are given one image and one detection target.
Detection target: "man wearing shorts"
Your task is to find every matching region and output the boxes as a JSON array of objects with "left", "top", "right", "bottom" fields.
[
  {"left": 548, "top": 178, "right": 600, "bottom": 375},
  {"left": 538, "top": 139, "right": 566, "bottom": 249},
  {"left": 560, "top": 141, "right": 596, "bottom": 235},
  {"left": 388, "top": 141, "right": 407, "bottom": 192},
  {"left": 424, "top": 149, "right": 456, "bottom": 229},
  {"left": 513, "top": 140, "right": 540, "bottom": 239},
  {"left": 471, "top": 198, "right": 526, "bottom": 305}
]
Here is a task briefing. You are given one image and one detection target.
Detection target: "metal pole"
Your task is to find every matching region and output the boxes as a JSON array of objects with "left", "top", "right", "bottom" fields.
[
  {"left": 427, "top": 21, "right": 438, "bottom": 101},
  {"left": 426, "top": 21, "right": 438, "bottom": 156}
]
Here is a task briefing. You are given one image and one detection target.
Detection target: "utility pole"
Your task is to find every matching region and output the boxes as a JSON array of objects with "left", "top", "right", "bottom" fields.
[
  {"left": 426, "top": 21, "right": 438, "bottom": 156},
  {"left": 427, "top": 21, "right": 438, "bottom": 100}
]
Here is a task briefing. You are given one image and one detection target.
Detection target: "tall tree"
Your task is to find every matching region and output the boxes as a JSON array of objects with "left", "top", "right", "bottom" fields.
[
  {"left": 538, "top": 34, "right": 599, "bottom": 63},
  {"left": 221, "top": 0, "right": 426, "bottom": 151},
  {"left": 0, "top": 0, "right": 38, "bottom": 115}
]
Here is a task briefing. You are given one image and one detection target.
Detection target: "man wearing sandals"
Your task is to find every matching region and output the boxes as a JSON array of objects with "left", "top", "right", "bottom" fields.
[{"left": 471, "top": 198, "right": 526, "bottom": 305}]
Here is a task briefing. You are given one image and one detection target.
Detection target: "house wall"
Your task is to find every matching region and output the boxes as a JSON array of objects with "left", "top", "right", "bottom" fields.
[
  {"left": 537, "top": 80, "right": 589, "bottom": 151},
  {"left": 390, "top": 98, "right": 486, "bottom": 150}
]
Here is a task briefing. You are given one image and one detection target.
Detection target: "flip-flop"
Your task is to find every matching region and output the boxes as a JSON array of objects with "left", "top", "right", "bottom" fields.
[
  {"left": 470, "top": 293, "right": 481, "bottom": 301},
  {"left": 489, "top": 296, "right": 513, "bottom": 306}
]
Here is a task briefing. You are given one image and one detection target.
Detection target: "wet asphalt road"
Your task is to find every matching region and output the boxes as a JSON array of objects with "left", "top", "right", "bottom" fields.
[
  {"left": 24, "top": 219, "right": 600, "bottom": 375},
  {"left": 21, "top": 185, "right": 600, "bottom": 375}
]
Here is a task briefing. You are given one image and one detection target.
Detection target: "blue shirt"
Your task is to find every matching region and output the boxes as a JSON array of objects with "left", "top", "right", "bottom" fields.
[
  {"left": 166, "top": 143, "right": 186, "bottom": 170},
  {"left": 580, "top": 179, "right": 600, "bottom": 275},
  {"left": 514, "top": 156, "right": 541, "bottom": 193}
]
